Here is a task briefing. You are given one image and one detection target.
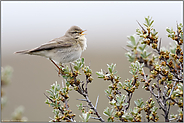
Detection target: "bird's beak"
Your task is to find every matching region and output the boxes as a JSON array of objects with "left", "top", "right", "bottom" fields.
[{"left": 80, "top": 30, "right": 87, "bottom": 35}]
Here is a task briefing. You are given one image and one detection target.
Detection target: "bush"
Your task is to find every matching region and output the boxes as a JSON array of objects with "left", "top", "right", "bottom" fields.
[{"left": 45, "top": 16, "right": 183, "bottom": 122}]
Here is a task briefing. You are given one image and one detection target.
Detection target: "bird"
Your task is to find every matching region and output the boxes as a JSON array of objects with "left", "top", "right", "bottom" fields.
[{"left": 14, "top": 26, "right": 87, "bottom": 72}]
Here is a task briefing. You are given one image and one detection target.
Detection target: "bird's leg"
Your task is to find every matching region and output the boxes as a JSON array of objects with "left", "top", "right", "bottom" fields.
[{"left": 49, "top": 58, "right": 62, "bottom": 76}]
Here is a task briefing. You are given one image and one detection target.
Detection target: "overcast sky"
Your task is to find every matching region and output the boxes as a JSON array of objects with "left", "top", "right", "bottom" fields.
[{"left": 2, "top": 1, "right": 183, "bottom": 55}]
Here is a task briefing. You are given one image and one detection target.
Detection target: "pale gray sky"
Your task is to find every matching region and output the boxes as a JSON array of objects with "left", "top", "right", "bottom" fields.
[{"left": 2, "top": 1, "right": 183, "bottom": 54}]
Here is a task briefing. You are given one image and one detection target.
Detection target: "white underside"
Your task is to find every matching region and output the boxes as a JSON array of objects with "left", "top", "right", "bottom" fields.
[
  {"left": 31, "top": 36, "right": 87, "bottom": 64},
  {"left": 50, "top": 49, "right": 82, "bottom": 64},
  {"left": 37, "top": 46, "right": 82, "bottom": 64}
]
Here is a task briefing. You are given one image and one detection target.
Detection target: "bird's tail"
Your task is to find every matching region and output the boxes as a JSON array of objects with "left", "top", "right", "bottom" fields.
[{"left": 14, "top": 50, "right": 30, "bottom": 54}]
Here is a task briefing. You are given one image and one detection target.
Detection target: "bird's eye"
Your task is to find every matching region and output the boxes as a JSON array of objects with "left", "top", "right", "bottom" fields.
[{"left": 71, "top": 31, "right": 78, "bottom": 34}]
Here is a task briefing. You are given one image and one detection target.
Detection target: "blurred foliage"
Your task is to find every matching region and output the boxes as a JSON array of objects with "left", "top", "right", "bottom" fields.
[
  {"left": 1, "top": 66, "right": 13, "bottom": 87},
  {"left": 1, "top": 66, "right": 27, "bottom": 122},
  {"left": 11, "top": 106, "right": 28, "bottom": 122},
  {"left": 1, "top": 66, "right": 13, "bottom": 109}
]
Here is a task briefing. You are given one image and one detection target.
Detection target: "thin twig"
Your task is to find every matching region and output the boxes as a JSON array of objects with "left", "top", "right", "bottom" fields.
[
  {"left": 169, "top": 118, "right": 176, "bottom": 121},
  {"left": 76, "top": 99, "right": 87, "bottom": 101},
  {"left": 167, "top": 102, "right": 171, "bottom": 115},
  {"left": 44, "top": 93, "right": 65, "bottom": 115},
  {"left": 142, "top": 68, "right": 165, "bottom": 111},
  {"left": 91, "top": 117, "right": 100, "bottom": 120},
  {"left": 81, "top": 82, "right": 85, "bottom": 91},
  {"left": 70, "top": 63, "right": 77, "bottom": 84},
  {"left": 125, "top": 92, "right": 133, "bottom": 111},
  {"left": 124, "top": 73, "right": 138, "bottom": 112},
  {"left": 65, "top": 99, "right": 69, "bottom": 110},
  {"left": 49, "top": 117, "right": 54, "bottom": 120},
  {"left": 61, "top": 80, "right": 65, "bottom": 88},
  {"left": 166, "top": 81, "right": 177, "bottom": 101},
  {"left": 85, "top": 75, "right": 89, "bottom": 95},
  {"left": 157, "top": 38, "right": 162, "bottom": 54},
  {"left": 164, "top": 59, "right": 182, "bottom": 80},
  {"left": 176, "top": 21, "right": 180, "bottom": 44},
  {"left": 84, "top": 95, "right": 105, "bottom": 122},
  {"left": 136, "top": 20, "right": 147, "bottom": 33},
  {"left": 122, "top": 46, "right": 130, "bottom": 52},
  {"left": 65, "top": 63, "right": 104, "bottom": 122},
  {"left": 44, "top": 93, "right": 54, "bottom": 102},
  {"left": 163, "top": 80, "right": 167, "bottom": 98},
  {"left": 172, "top": 79, "right": 183, "bottom": 83},
  {"left": 95, "top": 95, "right": 99, "bottom": 109},
  {"left": 69, "top": 64, "right": 84, "bottom": 95}
]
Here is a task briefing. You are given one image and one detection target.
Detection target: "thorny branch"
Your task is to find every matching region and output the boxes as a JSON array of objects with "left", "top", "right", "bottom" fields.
[
  {"left": 48, "top": 60, "right": 104, "bottom": 122},
  {"left": 45, "top": 17, "right": 183, "bottom": 122},
  {"left": 69, "top": 64, "right": 105, "bottom": 122},
  {"left": 142, "top": 68, "right": 165, "bottom": 111},
  {"left": 44, "top": 93, "right": 74, "bottom": 122},
  {"left": 136, "top": 20, "right": 183, "bottom": 122}
]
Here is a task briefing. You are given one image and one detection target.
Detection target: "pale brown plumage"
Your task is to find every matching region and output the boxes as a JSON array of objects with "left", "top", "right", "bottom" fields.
[{"left": 14, "top": 26, "right": 87, "bottom": 64}]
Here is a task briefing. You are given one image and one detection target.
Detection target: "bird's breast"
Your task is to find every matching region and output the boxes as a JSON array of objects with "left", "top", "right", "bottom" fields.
[{"left": 78, "top": 36, "right": 87, "bottom": 51}]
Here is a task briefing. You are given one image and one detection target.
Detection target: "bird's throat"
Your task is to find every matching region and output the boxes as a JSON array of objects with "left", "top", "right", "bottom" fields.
[{"left": 78, "top": 36, "right": 87, "bottom": 51}]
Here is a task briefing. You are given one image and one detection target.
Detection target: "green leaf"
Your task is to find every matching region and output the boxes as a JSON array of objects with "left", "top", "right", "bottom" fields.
[
  {"left": 126, "top": 41, "right": 134, "bottom": 48},
  {"left": 128, "top": 117, "right": 133, "bottom": 121},
  {"left": 74, "top": 66, "right": 79, "bottom": 71},
  {"left": 134, "top": 98, "right": 144, "bottom": 108},
  {"left": 118, "top": 82, "right": 123, "bottom": 87},
  {"left": 98, "top": 76, "right": 105, "bottom": 78},
  {"left": 85, "top": 112, "right": 91, "bottom": 121},
  {"left": 45, "top": 99, "right": 50, "bottom": 104},
  {"left": 130, "top": 36, "right": 136, "bottom": 46},
  {"left": 150, "top": 20, "right": 154, "bottom": 26},
  {"left": 116, "top": 95, "right": 121, "bottom": 104},
  {"left": 108, "top": 67, "right": 112, "bottom": 73},
  {"left": 103, "top": 107, "right": 111, "bottom": 117},
  {"left": 145, "top": 17, "right": 149, "bottom": 25},
  {"left": 112, "top": 64, "right": 116, "bottom": 72},
  {"left": 122, "top": 103, "right": 128, "bottom": 107},
  {"left": 125, "top": 52, "right": 135, "bottom": 62},
  {"left": 113, "top": 71, "right": 118, "bottom": 75},
  {"left": 51, "top": 85, "right": 55, "bottom": 90},
  {"left": 96, "top": 69, "right": 105, "bottom": 78},
  {"left": 81, "top": 58, "right": 84, "bottom": 63},
  {"left": 138, "top": 46, "right": 143, "bottom": 51},
  {"left": 146, "top": 52, "right": 152, "bottom": 58},
  {"left": 80, "top": 112, "right": 91, "bottom": 122},
  {"left": 79, "top": 115, "right": 84, "bottom": 122},
  {"left": 166, "top": 28, "right": 170, "bottom": 33},
  {"left": 143, "top": 23, "right": 148, "bottom": 27},
  {"left": 46, "top": 90, "right": 53, "bottom": 96},
  {"left": 138, "top": 44, "right": 147, "bottom": 52},
  {"left": 105, "top": 89, "right": 110, "bottom": 94}
]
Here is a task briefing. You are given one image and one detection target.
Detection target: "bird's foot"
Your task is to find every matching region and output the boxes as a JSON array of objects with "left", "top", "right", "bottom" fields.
[
  {"left": 59, "top": 63, "right": 64, "bottom": 68},
  {"left": 58, "top": 63, "right": 65, "bottom": 76}
]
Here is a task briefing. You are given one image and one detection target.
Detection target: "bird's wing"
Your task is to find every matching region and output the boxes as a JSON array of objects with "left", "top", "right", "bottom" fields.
[{"left": 28, "top": 36, "right": 74, "bottom": 53}]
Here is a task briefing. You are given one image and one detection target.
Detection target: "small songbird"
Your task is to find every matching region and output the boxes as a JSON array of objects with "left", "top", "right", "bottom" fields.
[{"left": 14, "top": 26, "right": 87, "bottom": 69}]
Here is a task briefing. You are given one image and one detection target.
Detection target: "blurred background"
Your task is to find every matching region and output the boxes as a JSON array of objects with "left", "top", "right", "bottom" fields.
[{"left": 1, "top": 1, "right": 183, "bottom": 122}]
